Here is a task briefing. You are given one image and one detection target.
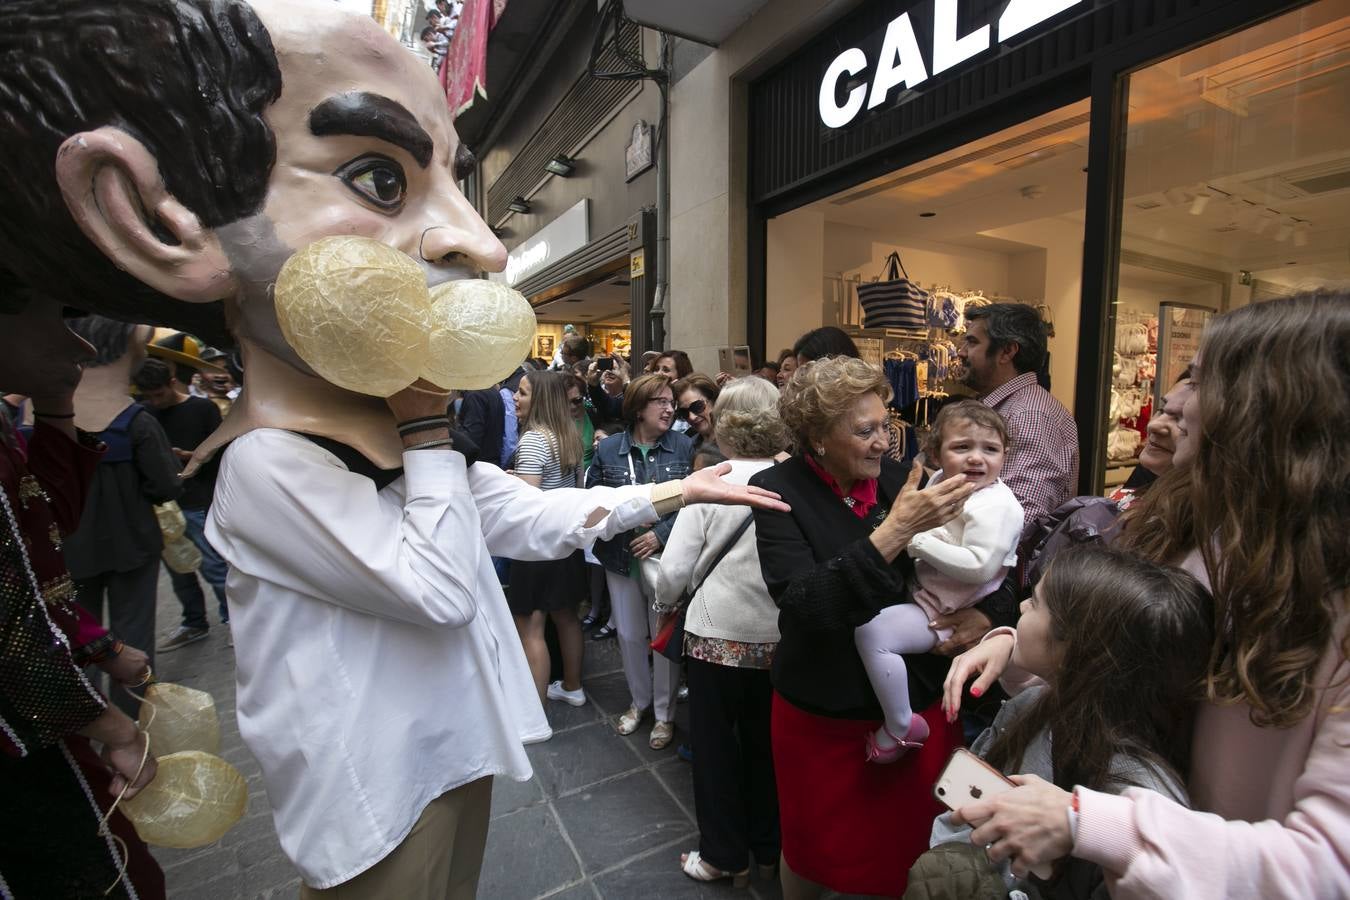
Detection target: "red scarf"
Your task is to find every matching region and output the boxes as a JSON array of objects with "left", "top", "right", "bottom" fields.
[{"left": 804, "top": 453, "right": 878, "bottom": 519}]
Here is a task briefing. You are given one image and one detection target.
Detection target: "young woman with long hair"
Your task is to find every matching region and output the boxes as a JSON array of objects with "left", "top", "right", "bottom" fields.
[
  {"left": 943, "top": 291, "right": 1350, "bottom": 897},
  {"left": 914, "top": 544, "right": 1212, "bottom": 898},
  {"left": 509, "top": 370, "right": 589, "bottom": 708}
]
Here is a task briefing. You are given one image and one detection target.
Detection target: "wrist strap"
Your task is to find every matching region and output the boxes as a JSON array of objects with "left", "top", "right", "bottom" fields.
[
  {"left": 34, "top": 411, "right": 76, "bottom": 419},
  {"left": 405, "top": 437, "right": 454, "bottom": 452},
  {"left": 1066, "top": 788, "right": 1080, "bottom": 847},
  {"left": 650, "top": 479, "right": 685, "bottom": 516}
]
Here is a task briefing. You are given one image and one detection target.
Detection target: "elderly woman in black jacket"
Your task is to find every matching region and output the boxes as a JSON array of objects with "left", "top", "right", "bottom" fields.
[{"left": 749, "top": 356, "right": 1016, "bottom": 899}]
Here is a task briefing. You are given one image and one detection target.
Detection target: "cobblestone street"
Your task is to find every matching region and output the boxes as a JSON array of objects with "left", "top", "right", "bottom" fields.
[{"left": 145, "top": 573, "right": 794, "bottom": 900}]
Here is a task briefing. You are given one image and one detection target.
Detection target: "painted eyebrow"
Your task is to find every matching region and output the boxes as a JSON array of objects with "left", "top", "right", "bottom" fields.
[{"left": 309, "top": 92, "right": 434, "bottom": 169}]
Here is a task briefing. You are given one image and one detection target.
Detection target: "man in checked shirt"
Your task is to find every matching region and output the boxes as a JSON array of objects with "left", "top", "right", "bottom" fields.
[{"left": 958, "top": 304, "right": 1079, "bottom": 544}]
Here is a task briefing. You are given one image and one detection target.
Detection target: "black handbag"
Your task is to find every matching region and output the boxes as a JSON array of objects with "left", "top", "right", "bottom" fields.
[
  {"left": 856, "top": 251, "right": 929, "bottom": 330},
  {"left": 650, "top": 512, "right": 755, "bottom": 664}
]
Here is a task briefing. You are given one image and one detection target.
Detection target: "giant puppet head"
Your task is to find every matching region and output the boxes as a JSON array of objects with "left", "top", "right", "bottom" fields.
[{"left": 0, "top": 0, "right": 518, "bottom": 467}]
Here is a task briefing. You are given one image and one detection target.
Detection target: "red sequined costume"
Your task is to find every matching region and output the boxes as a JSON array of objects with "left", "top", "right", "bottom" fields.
[{"left": 0, "top": 417, "right": 165, "bottom": 900}]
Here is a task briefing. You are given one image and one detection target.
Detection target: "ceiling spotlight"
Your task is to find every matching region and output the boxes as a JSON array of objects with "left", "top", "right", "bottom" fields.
[
  {"left": 508, "top": 196, "right": 531, "bottom": 214},
  {"left": 544, "top": 155, "right": 576, "bottom": 177},
  {"left": 919, "top": 211, "right": 937, "bottom": 218}
]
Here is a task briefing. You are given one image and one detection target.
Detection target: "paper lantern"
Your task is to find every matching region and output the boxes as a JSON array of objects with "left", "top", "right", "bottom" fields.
[
  {"left": 421, "top": 280, "right": 536, "bottom": 390},
  {"left": 121, "top": 751, "right": 247, "bottom": 849},
  {"left": 139, "top": 682, "right": 220, "bottom": 756},
  {"left": 274, "top": 236, "right": 432, "bottom": 397}
]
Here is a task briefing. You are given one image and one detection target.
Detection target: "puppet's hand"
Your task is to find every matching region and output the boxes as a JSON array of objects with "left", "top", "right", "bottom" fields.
[{"left": 681, "top": 463, "right": 789, "bottom": 512}]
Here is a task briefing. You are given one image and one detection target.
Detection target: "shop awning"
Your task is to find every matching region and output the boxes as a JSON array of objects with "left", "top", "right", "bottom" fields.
[{"left": 621, "top": 0, "right": 771, "bottom": 46}]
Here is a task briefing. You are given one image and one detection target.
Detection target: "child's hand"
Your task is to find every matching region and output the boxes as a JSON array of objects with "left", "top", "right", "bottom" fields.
[{"left": 942, "top": 632, "right": 1014, "bottom": 722}]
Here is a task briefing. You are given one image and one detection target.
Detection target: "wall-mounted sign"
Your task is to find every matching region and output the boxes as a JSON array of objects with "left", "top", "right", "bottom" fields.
[
  {"left": 625, "top": 120, "right": 654, "bottom": 182},
  {"left": 818, "top": 0, "right": 1084, "bottom": 129},
  {"left": 489, "top": 199, "right": 590, "bottom": 288},
  {"left": 630, "top": 249, "right": 646, "bottom": 279}
]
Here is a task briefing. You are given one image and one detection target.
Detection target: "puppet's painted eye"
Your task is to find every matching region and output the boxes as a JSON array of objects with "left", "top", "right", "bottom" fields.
[{"left": 335, "top": 155, "right": 407, "bottom": 211}]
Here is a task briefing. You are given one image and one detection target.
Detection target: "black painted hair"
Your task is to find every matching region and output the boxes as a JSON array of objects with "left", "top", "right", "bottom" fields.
[{"left": 0, "top": 0, "right": 283, "bottom": 345}]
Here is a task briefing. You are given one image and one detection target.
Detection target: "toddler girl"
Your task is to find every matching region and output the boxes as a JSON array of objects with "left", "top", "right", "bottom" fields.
[
  {"left": 909, "top": 544, "right": 1212, "bottom": 898},
  {"left": 856, "top": 401, "right": 1023, "bottom": 762}
]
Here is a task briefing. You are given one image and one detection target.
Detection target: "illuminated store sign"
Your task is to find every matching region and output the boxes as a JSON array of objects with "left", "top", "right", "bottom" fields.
[{"left": 818, "top": 0, "right": 1084, "bottom": 128}]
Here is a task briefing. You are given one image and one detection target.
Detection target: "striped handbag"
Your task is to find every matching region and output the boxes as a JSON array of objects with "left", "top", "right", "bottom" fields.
[{"left": 856, "top": 251, "right": 929, "bottom": 330}]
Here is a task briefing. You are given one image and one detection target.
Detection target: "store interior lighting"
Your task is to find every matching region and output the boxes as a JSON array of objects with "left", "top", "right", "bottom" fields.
[
  {"left": 1274, "top": 220, "right": 1294, "bottom": 242},
  {"left": 545, "top": 155, "right": 576, "bottom": 177},
  {"left": 1188, "top": 186, "right": 1213, "bottom": 215},
  {"left": 508, "top": 196, "right": 531, "bottom": 214}
]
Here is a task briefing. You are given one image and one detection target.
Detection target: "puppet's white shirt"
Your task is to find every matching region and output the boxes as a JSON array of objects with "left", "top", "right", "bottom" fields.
[{"left": 207, "top": 428, "right": 657, "bottom": 888}]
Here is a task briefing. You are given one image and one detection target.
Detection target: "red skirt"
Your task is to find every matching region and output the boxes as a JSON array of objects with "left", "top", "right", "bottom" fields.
[{"left": 771, "top": 692, "right": 961, "bottom": 897}]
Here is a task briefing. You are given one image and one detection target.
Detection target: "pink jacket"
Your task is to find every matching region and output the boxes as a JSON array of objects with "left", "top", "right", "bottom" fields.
[{"left": 1073, "top": 551, "right": 1350, "bottom": 898}]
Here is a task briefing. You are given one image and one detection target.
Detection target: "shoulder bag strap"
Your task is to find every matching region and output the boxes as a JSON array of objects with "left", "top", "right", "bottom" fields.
[{"left": 681, "top": 511, "right": 755, "bottom": 607}]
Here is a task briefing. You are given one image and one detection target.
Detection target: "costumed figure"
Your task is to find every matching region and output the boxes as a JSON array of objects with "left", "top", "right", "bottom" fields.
[
  {"left": 0, "top": 3, "right": 785, "bottom": 896},
  {"left": 0, "top": 285, "right": 163, "bottom": 899}
]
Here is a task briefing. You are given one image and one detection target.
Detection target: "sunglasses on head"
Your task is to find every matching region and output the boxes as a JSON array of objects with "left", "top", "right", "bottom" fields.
[{"left": 675, "top": 399, "right": 707, "bottom": 420}]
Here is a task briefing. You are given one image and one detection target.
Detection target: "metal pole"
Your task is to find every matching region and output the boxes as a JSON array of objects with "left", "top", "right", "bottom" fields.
[{"left": 649, "top": 34, "right": 670, "bottom": 351}]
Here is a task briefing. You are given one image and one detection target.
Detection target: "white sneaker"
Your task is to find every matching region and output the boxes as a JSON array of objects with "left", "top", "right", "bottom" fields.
[{"left": 546, "top": 681, "right": 586, "bottom": 707}]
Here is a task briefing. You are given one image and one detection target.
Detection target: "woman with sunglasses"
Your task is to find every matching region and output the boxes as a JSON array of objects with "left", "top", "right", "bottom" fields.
[
  {"left": 672, "top": 373, "right": 721, "bottom": 452},
  {"left": 587, "top": 374, "right": 695, "bottom": 749}
]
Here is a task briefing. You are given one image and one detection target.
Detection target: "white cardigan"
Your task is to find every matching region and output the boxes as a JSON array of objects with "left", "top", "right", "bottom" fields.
[{"left": 656, "top": 458, "right": 781, "bottom": 645}]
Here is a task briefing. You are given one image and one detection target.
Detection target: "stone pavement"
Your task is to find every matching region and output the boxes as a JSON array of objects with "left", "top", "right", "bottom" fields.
[{"left": 143, "top": 572, "right": 799, "bottom": 900}]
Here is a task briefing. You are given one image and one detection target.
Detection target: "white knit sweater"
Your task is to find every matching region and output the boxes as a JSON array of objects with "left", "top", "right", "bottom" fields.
[{"left": 655, "top": 459, "right": 781, "bottom": 645}]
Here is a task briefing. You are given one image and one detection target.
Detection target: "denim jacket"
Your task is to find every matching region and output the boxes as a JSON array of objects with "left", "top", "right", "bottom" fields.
[{"left": 585, "top": 428, "right": 694, "bottom": 575}]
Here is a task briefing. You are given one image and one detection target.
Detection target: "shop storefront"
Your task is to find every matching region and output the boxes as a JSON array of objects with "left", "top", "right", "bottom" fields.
[
  {"left": 487, "top": 199, "right": 650, "bottom": 364},
  {"left": 744, "top": 0, "right": 1349, "bottom": 492},
  {"left": 463, "top": 5, "right": 662, "bottom": 363}
]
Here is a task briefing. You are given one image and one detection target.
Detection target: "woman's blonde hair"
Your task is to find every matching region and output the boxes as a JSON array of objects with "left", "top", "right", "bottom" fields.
[
  {"left": 519, "top": 370, "right": 584, "bottom": 473},
  {"left": 779, "top": 356, "right": 892, "bottom": 449},
  {"left": 713, "top": 377, "right": 792, "bottom": 459},
  {"left": 1122, "top": 291, "right": 1349, "bottom": 728}
]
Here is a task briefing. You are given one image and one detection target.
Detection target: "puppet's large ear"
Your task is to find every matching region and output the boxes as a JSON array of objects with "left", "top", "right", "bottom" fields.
[{"left": 54, "top": 126, "right": 237, "bottom": 303}]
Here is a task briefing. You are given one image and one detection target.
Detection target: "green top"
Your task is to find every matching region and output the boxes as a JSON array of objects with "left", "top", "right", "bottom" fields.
[{"left": 628, "top": 444, "right": 655, "bottom": 579}]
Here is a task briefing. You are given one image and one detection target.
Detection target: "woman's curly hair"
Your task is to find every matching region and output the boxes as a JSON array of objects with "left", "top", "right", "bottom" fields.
[
  {"left": 713, "top": 377, "right": 792, "bottom": 459},
  {"left": 779, "top": 356, "right": 892, "bottom": 449}
]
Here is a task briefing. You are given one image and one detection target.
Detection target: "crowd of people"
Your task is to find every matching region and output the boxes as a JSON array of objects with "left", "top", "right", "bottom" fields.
[
  {"left": 425, "top": 295, "right": 1347, "bottom": 898},
  {"left": 4, "top": 290, "right": 1346, "bottom": 898}
]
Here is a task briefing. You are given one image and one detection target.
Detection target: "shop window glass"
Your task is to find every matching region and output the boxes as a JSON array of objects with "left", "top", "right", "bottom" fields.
[
  {"left": 766, "top": 100, "right": 1089, "bottom": 434},
  {"left": 1106, "top": 0, "right": 1350, "bottom": 490}
]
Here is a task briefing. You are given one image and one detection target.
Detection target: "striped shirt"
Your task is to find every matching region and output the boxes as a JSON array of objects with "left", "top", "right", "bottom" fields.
[
  {"left": 980, "top": 372, "right": 1079, "bottom": 541},
  {"left": 514, "top": 430, "right": 578, "bottom": 491}
]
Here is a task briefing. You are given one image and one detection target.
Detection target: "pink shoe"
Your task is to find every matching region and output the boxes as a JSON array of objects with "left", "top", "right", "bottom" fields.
[{"left": 864, "top": 715, "right": 930, "bottom": 764}]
